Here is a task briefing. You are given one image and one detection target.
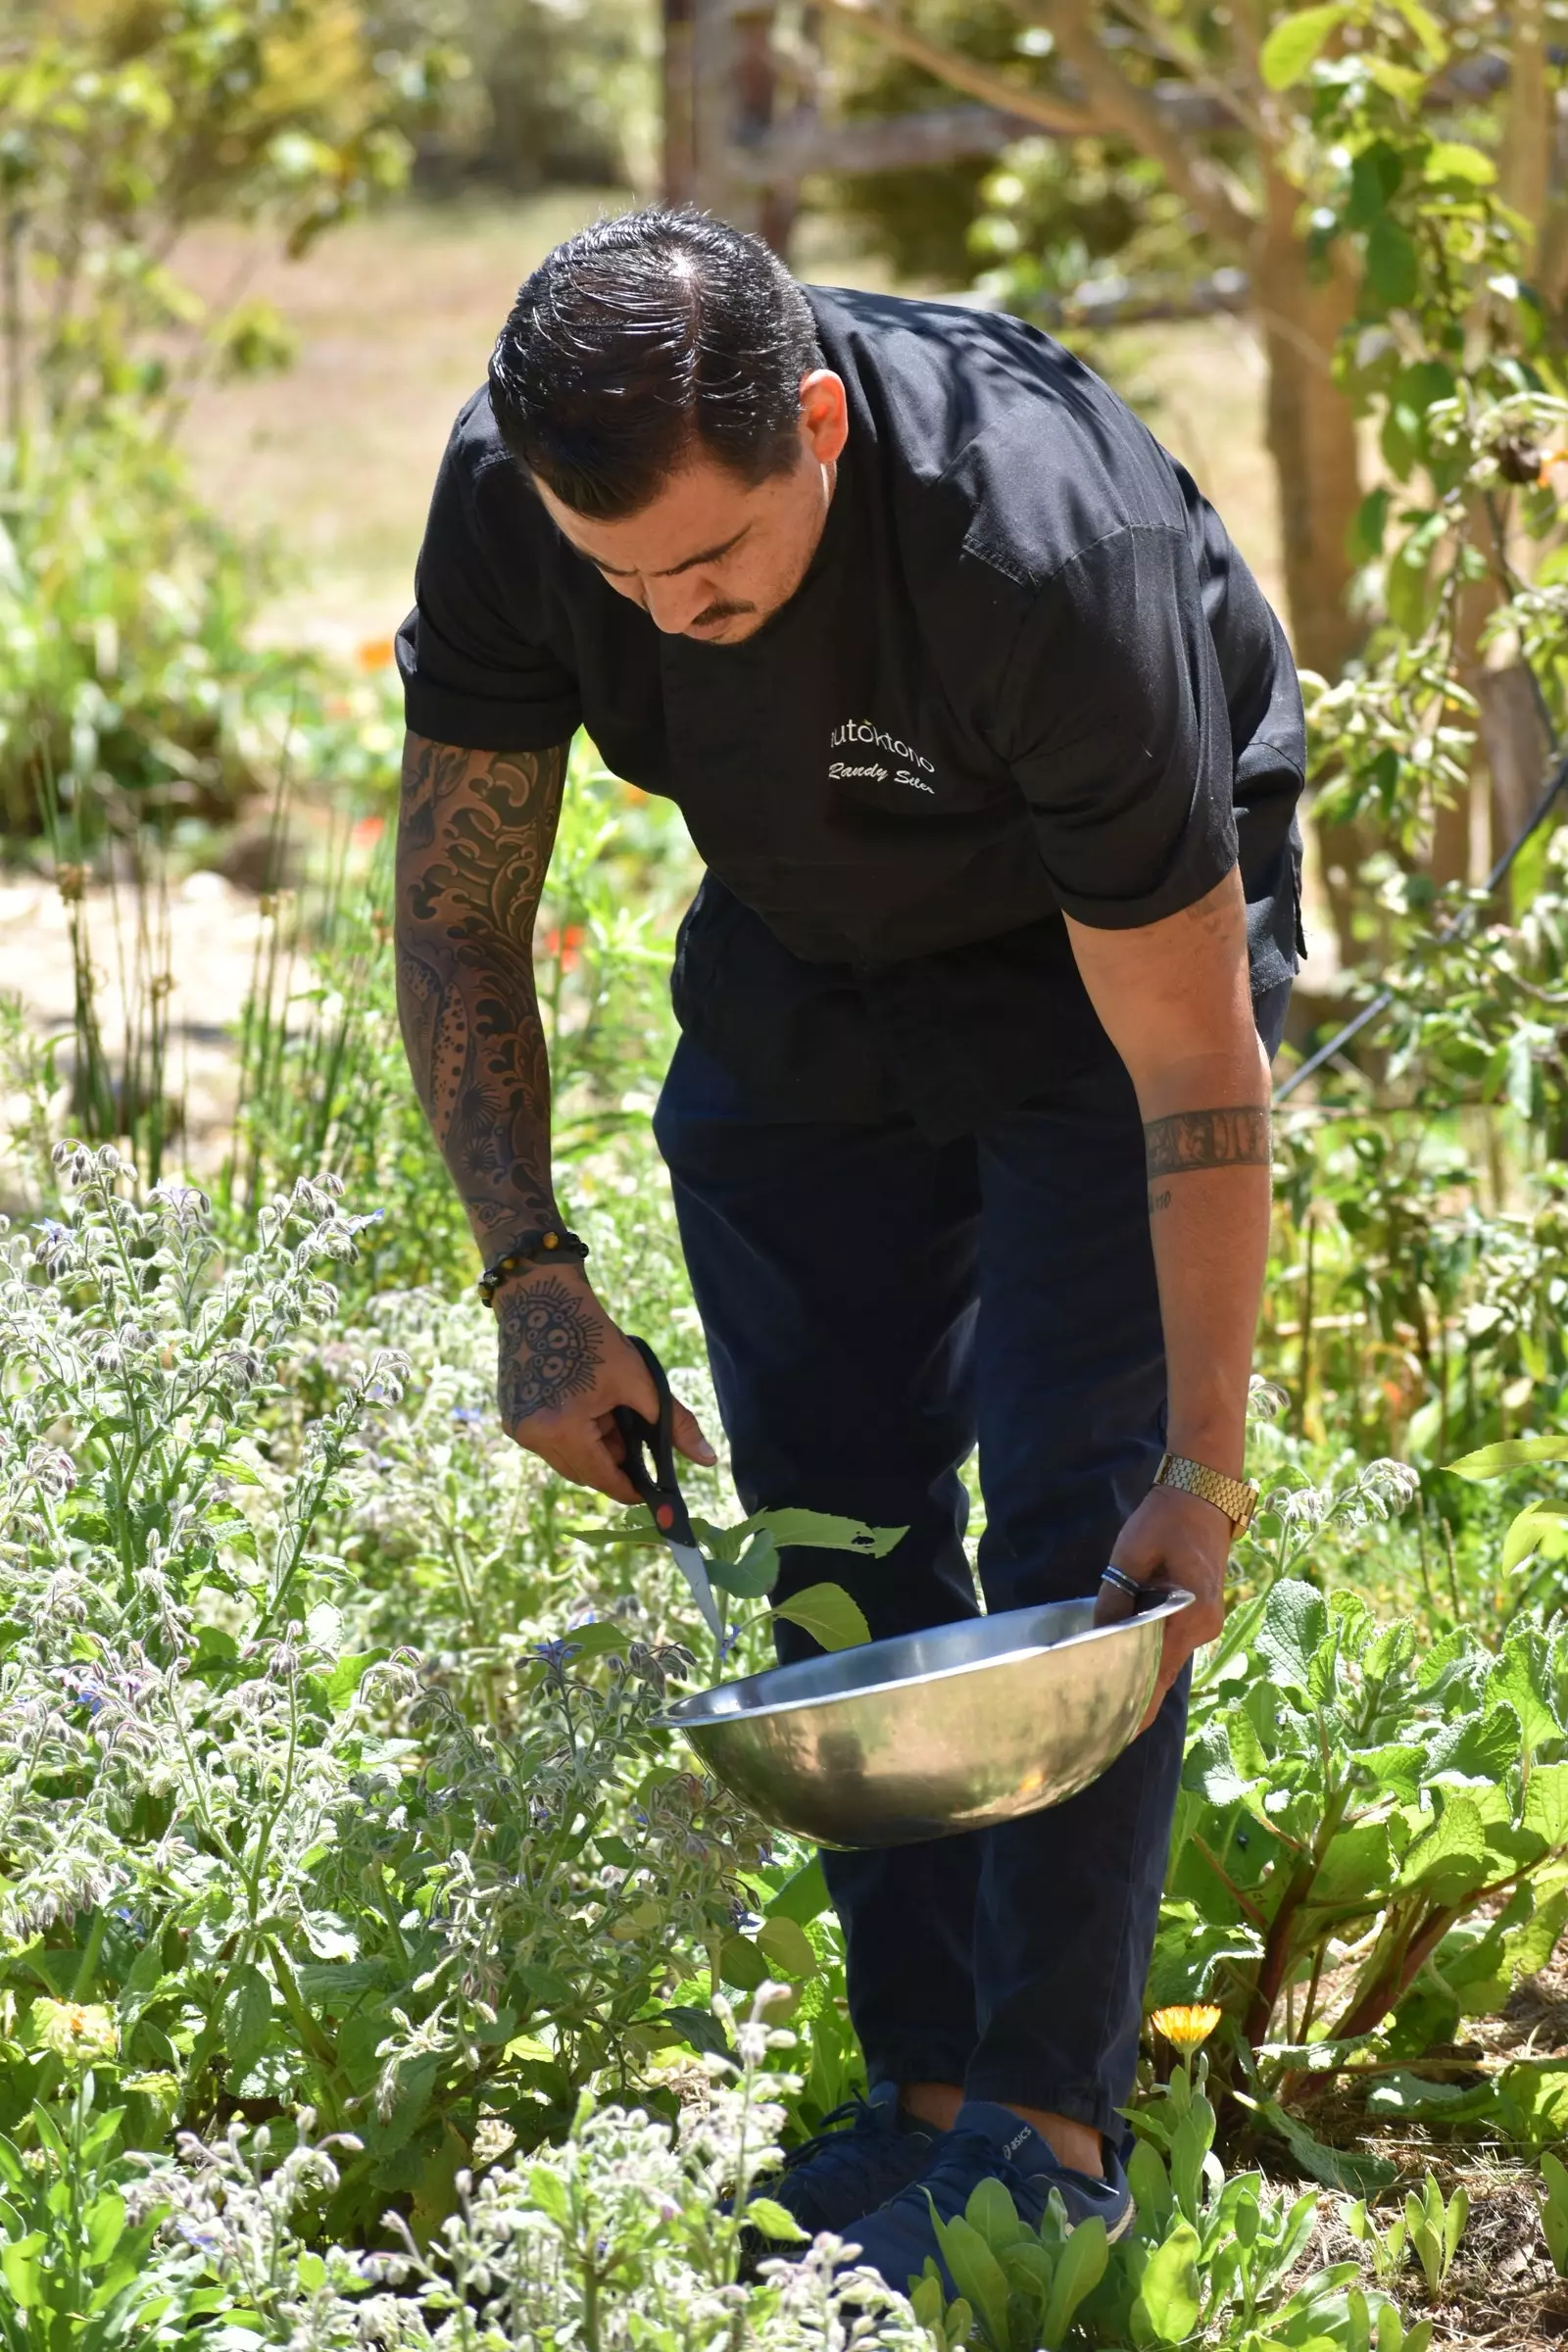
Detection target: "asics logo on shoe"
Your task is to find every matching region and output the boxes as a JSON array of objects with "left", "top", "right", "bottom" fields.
[{"left": 1002, "top": 2129, "right": 1032, "bottom": 2161}]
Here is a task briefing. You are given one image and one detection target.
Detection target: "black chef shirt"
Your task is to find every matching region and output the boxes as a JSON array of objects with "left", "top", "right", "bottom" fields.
[{"left": 397, "top": 285, "right": 1305, "bottom": 1143}]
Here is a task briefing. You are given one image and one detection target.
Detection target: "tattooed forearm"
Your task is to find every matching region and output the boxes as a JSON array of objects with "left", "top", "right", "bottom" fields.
[
  {"left": 1144, "top": 1106, "right": 1271, "bottom": 1195},
  {"left": 496, "top": 1278, "right": 603, "bottom": 1423},
  {"left": 394, "top": 730, "right": 569, "bottom": 1245}
]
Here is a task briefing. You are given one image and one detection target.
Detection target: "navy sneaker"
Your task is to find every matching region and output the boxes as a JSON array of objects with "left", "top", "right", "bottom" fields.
[
  {"left": 743, "top": 2082, "right": 936, "bottom": 2246},
  {"left": 844, "top": 2101, "right": 1134, "bottom": 2296}
]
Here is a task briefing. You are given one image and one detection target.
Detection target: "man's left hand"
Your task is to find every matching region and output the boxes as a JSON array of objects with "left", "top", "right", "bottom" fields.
[{"left": 1092, "top": 1483, "right": 1231, "bottom": 1730}]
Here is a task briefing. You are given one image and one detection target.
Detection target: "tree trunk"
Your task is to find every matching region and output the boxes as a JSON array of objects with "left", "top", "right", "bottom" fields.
[
  {"left": 1254, "top": 170, "right": 1362, "bottom": 679},
  {"left": 1254, "top": 170, "right": 1366, "bottom": 966}
]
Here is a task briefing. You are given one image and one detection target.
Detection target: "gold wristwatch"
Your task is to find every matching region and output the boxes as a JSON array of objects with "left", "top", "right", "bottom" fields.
[{"left": 1153, "top": 1452, "right": 1260, "bottom": 1536}]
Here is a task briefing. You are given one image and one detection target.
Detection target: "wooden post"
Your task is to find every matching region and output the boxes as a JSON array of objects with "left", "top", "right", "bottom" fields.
[{"left": 663, "top": 0, "right": 697, "bottom": 204}]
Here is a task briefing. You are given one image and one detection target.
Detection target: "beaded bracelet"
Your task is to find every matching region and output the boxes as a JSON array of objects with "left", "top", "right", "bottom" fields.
[{"left": 476, "top": 1226, "right": 589, "bottom": 1308}]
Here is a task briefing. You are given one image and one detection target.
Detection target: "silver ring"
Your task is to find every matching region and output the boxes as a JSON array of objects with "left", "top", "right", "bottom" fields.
[{"left": 1100, "top": 1564, "right": 1144, "bottom": 1601}]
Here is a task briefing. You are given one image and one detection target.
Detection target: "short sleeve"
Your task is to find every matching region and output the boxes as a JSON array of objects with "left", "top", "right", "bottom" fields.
[
  {"left": 997, "top": 525, "right": 1238, "bottom": 929},
  {"left": 397, "top": 408, "right": 582, "bottom": 754}
]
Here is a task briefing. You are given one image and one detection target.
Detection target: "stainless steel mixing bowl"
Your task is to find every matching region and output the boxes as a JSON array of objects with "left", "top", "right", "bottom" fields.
[{"left": 665, "top": 1590, "right": 1192, "bottom": 1847}]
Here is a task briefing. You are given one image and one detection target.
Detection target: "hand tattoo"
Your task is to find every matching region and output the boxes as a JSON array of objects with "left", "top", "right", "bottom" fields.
[
  {"left": 1144, "top": 1106, "right": 1271, "bottom": 1182},
  {"left": 496, "top": 1278, "right": 603, "bottom": 1424},
  {"left": 394, "top": 732, "right": 568, "bottom": 1240}
]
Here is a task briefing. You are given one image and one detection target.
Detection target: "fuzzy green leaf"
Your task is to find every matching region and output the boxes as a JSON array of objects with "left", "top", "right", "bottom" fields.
[
  {"left": 1255, "top": 1581, "right": 1329, "bottom": 1699},
  {"left": 748, "top": 2195, "right": 809, "bottom": 2243},
  {"left": 221, "top": 1962, "right": 274, "bottom": 2080}
]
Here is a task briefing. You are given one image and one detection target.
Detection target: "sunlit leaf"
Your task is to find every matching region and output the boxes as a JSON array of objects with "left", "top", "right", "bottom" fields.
[
  {"left": 1260, "top": 3, "right": 1349, "bottom": 87},
  {"left": 771, "top": 1583, "right": 872, "bottom": 1651}
]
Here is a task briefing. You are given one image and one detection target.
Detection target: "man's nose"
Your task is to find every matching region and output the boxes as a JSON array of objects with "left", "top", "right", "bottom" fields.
[{"left": 643, "top": 574, "right": 713, "bottom": 634}]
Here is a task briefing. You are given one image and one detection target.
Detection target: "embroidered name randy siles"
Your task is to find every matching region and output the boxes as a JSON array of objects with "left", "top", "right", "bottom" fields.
[{"left": 829, "top": 720, "right": 937, "bottom": 795}]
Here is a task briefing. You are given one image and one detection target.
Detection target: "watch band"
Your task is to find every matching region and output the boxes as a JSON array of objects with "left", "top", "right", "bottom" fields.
[
  {"left": 477, "top": 1226, "right": 589, "bottom": 1308},
  {"left": 1153, "top": 1451, "right": 1260, "bottom": 1535}
]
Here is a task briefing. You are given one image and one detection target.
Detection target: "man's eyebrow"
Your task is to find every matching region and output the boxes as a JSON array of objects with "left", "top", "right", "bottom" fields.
[{"left": 588, "top": 525, "right": 750, "bottom": 579}]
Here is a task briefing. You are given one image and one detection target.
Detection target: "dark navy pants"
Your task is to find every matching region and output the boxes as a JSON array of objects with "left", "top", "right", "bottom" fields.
[{"left": 654, "top": 982, "right": 1287, "bottom": 2138}]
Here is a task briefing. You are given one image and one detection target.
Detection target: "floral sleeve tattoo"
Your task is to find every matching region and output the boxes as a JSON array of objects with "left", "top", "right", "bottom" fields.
[{"left": 394, "top": 732, "right": 569, "bottom": 1246}]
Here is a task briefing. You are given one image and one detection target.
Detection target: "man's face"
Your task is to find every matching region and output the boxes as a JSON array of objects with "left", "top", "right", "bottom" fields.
[{"left": 531, "top": 368, "right": 849, "bottom": 645}]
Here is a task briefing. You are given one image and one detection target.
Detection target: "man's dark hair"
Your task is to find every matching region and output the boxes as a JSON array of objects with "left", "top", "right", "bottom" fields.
[{"left": 488, "top": 207, "right": 821, "bottom": 520}]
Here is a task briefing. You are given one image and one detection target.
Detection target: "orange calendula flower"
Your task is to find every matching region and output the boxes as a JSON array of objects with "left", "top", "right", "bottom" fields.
[{"left": 1151, "top": 2003, "right": 1222, "bottom": 2053}]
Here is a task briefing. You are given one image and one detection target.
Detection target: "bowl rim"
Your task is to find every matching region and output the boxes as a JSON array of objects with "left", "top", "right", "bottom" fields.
[{"left": 664, "top": 1588, "right": 1193, "bottom": 1731}]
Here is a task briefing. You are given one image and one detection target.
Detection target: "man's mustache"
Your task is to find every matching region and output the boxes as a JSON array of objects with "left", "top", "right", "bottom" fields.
[{"left": 688, "top": 600, "right": 757, "bottom": 630}]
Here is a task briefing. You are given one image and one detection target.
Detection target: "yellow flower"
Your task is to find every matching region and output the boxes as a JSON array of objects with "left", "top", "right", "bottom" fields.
[
  {"left": 32, "top": 1997, "right": 118, "bottom": 2067},
  {"left": 1151, "top": 2003, "right": 1223, "bottom": 2054}
]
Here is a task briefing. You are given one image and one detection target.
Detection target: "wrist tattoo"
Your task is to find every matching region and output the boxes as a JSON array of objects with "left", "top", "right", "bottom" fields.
[
  {"left": 497, "top": 1277, "right": 602, "bottom": 1424},
  {"left": 1145, "top": 1106, "right": 1271, "bottom": 1183}
]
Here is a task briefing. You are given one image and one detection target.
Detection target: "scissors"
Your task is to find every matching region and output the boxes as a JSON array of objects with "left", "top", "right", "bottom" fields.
[{"left": 612, "top": 1337, "right": 724, "bottom": 1641}]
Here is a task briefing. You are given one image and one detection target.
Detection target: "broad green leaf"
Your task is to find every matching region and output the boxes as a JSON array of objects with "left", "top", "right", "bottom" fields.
[
  {"left": 1042, "top": 2214, "right": 1108, "bottom": 2345},
  {"left": 1502, "top": 1502, "right": 1568, "bottom": 1574},
  {"left": 1366, "top": 217, "right": 1420, "bottom": 309},
  {"left": 771, "top": 1583, "right": 871, "bottom": 1651},
  {"left": 1527, "top": 1766, "right": 1568, "bottom": 1851},
  {"left": 1492, "top": 1631, "right": 1562, "bottom": 1748},
  {"left": 0, "top": 2230, "right": 43, "bottom": 2308},
  {"left": 1424, "top": 1702, "right": 1522, "bottom": 1784},
  {"left": 1423, "top": 140, "right": 1494, "bottom": 184},
  {"left": 765, "top": 1853, "right": 830, "bottom": 1925},
  {"left": 1505, "top": 1874, "right": 1568, "bottom": 1977},
  {"left": 1390, "top": 0, "right": 1447, "bottom": 60},
  {"left": 1134, "top": 2220, "right": 1201, "bottom": 2343},
  {"left": 1397, "top": 1794, "right": 1501, "bottom": 1904},
  {"left": 1446, "top": 1434, "right": 1568, "bottom": 1479},
  {"left": 524, "top": 2164, "right": 571, "bottom": 2229},
  {"left": 754, "top": 1916, "right": 817, "bottom": 1980},
  {"left": 717, "top": 1934, "right": 770, "bottom": 1991},
  {"left": 325, "top": 1648, "right": 386, "bottom": 1709},
  {"left": 1309, "top": 1822, "right": 1392, "bottom": 1910},
  {"left": 221, "top": 1962, "right": 274, "bottom": 2080},
  {"left": 1260, "top": 3, "right": 1348, "bottom": 87},
  {"left": 1256, "top": 1581, "right": 1329, "bottom": 1699},
  {"left": 84, "top": 2187, "right": 125, "bottom": 2265},
  {"left": 933, "top": 2209, "right": 1011, "bottom": 2344},
  {"left": 965, "top": 2173, "right": 1030, "bottom": 2250},
  {"left": 747, "top": 1508, "right": 906, "bottom": 1558},
  {"left": 708, "top": 1530, "right": 779, "bottom": 1599},
  {"left": 1251, "top": 2096, "right": 1397, "bottom": 2192},
  {"left": 559, "top": 1620, "right": 632, "bottom": 1660},
  {"left": 748, "top": 2195, "right": 809, "bottom": 2242}
]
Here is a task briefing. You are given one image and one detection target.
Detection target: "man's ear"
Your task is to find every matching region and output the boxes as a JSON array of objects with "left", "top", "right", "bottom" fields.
[{"left": 799, "top": 368, "right": 849, "bottom": 466}]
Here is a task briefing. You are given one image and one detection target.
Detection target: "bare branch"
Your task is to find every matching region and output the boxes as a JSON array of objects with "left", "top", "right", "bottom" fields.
[
  {"left": 1024, "top": 0, "right": 1259, "bottom": 246},
  {"left": 1103, "top": 0, "right": 1267, "bottom": 140},
  {"left": 817, "top": 0, "right": 1105, "bottom": 138}
]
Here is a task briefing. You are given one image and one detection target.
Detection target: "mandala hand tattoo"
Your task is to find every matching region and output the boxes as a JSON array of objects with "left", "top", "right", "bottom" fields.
[
  {"left": 497, "top": 1279, "right": 603, "bottom": 1425},
  {"left": 1144, "top": 1105, "right": 1271, "bottom": 1183}
]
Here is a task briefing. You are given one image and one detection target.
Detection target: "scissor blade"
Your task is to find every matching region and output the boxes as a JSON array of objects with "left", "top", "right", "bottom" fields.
[{"left": 667, "top": 1541, "right": 725, "bottom": 1640}]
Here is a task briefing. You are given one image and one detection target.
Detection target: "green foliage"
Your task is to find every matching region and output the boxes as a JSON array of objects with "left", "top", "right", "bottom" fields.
[
  {"left": 912, "top": 2051, "right": 1420, "bottom": 2352},
  {"left": 1159, "top": 1576, "right": 1568, "bottom": 2069},
  {"left": 1401, "top": 2174, "right": 1468, "bottom": 2295},
  {"left": 1539, "top": 2148, "right": 1568, "bottom": 2277},
  {"left": 0, "top": 0, "right": 445, "bottom": 828}
]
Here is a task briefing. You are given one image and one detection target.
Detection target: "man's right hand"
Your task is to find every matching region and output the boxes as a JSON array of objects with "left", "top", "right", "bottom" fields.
[{"left": 493, "top": 1259, "right": 716, "bottom": 1503}]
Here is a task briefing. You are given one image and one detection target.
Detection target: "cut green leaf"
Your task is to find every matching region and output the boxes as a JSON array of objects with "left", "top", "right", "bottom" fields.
[{"left": 772, "top": 1583, "right": 872, "bottom": 1651}]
